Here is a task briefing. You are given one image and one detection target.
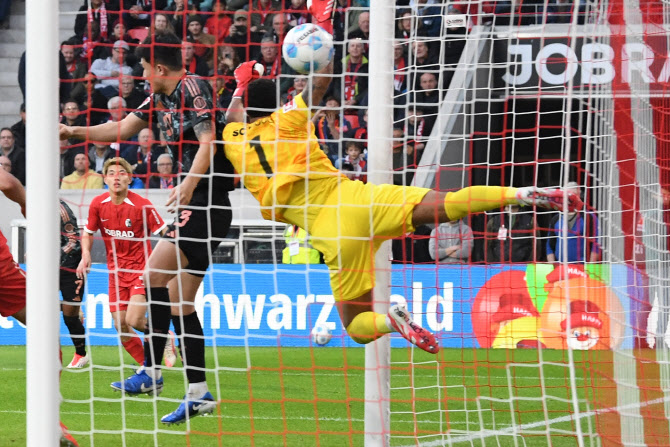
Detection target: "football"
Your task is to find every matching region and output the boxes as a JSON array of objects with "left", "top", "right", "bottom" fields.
[
  {"left": 282, "top": 23, "right": 334, "bottom": 74},
  {"left": 311, "top": 325, "right": 333, "bottom": 346}
]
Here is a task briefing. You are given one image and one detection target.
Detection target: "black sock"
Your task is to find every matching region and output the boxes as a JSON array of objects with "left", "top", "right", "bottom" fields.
[
  {"left": 178, "top": 312, "right": 206, "bottom": 384},
  {"left": 63, "top": 315, "right": 86, "bottom": 356},
  {"left": 171, "top": 314, "right": 185, "bottom": 363},
  {"left": 144, "top": 287, "right": 171, "bottom": 368}
]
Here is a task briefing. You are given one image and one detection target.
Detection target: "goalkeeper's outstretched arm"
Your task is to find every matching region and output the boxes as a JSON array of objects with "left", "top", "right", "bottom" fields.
[
  {"left": 302, "top": 62, "right": 333, "bottom": 109},
  {"left": 59, "top": 113, "right": 148, "bottom": 142},
  {"left": 0, "top": 168, "right": 25, "bottom": 217}
]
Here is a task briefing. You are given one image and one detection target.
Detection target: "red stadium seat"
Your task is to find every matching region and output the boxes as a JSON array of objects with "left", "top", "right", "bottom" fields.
[
  {"left": 128, "top": 27, "right": 149, "bottom": 42},
  {"left": 345, "top": 114, "right": 359, "bottom": 129}
]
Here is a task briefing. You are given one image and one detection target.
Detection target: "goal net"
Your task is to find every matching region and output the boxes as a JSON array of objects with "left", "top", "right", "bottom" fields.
[{"left": 10, "top": 0, "right": 670, "bottom": 445}]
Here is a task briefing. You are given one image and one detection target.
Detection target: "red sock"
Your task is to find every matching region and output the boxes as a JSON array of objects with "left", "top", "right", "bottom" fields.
[{"left": 122, "top": 337, "right": 145, "bottom": 364}]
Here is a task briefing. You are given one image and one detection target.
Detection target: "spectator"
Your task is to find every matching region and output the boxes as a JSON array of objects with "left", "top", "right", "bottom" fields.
[
  {"left": 256, "top": 35, "right": 281, "bottom": 78},
  {"left": 546, "top": 182, "right": 601, "bottom": 263},
  {"left": 409, "top": 40, "right": 439, "bottom": 90},
  {"left": 125, "top": 129, "right": 169, "bottom": 182},
  {"left": 0, "top": 155, "right": 12, "bottom": 173},
  {"left": 313, "top": 96, "right": 351, "bottom": 164},
  {"left": 215, "top": 45, "right": 239, "bottom": 108},
  {"left": 10, "top": 103, "right": 25, "bottom": 149},
  {"left": 338, "top": 140, "right": 367, "bottom": 183},
  {"left": 342, "top": 39, "right": 368, "bottom": 110},
  {"left": 282, "top": 224, "right": 322, "bottom": 264},
  {"left": 60, "top": 101, "right": 86, "bottom": 132},
  {"left": 154, "top": 12, "right": 176, "bottom": 34},
  {"left": 119, "top": 75, "right": 147, "bottom": 109},
  {"left": 19, "top": 50, "right": 71, "bottom": 105},
  {"left": 410, "top": 72, "right": 440, "bottom": 136},
  {"left": 182, "top": 38, "right": 210, "bottom": 76},
  {"left": 90, "top": 40, "right": 133, "bottom": 98},
  {"left": 396, "top": 9, "right": 427, "bottom": 39},
  {"left": 110, "top": 20, "right": 136, "bottom": 44},
  {"left": 348, "top": 11, "right": 370, "bottom": 44},
  {"left": 89, "top": 143, "right": 115, "bottom": 173},
  {"left": 286, "top": 0, "right": 309, "bottom": 27},
  {"left": 0, "top": 128, "right": 25, "bottom": 186},
  {"left": 429, "top": 219, "right": 474, "bottom": 263},
  {"left": 75, "top": 20, "right": 109, "bottom": 64},
  {"left": 61, "top": 41, "right": 85, "bottom": 79},
  {"left": 105, "top": 96, "right": 136, "bottom": 155},
  {"left": 148, "top": 153, "right": 178, "bottom": 188},
  {"left": 345, "top": 1, "right": 369, "bottom": 37},
  {"left": 74, "top": 0, "right": 119, "bottom": 40},
  {"left": 107, "top": 95, "right": 127, "bottom": 123},
  {"left": 187, "top": 15, "right": 216, "bottom": 70},
  {"left": 203, "top": 1, "right": 232, "bottom": 42},
  {"left": 248, "top": 0, "right": 282, "bottom": 35},
  {"left": 413, "top": 0, "right": 443, "bottom": 37},
  {"left": 165, "top": 0, "right": 197, "bottom": 38},
  {"left": 121, "top": 0, "right": 168, "bottom": 28},
  {"left": 281, "top": 75, "right": 307, "bottom": 104},
  {"left": 405, "top": 106, "right": 427, "bottom": 152},
  {"left": 392, "top": 127, "right": 413, "bottom": 186},
  {"left": 60, "top": 152, "right": 103, "bottom": 190},
  {"left": 393, "top": 43, "right": 409, "bottom": 121},
  {"left": 264, "top": 12, "right": 290, "bottom": 44},
  {"left": 60, "top": 142, "right": 86, "bottom": 180},
  {"left": 486, "top": 204, "right": 537, "bottom": 263},
  {"left": 225, "top": 10, "right": 255, "bottom": 62}
]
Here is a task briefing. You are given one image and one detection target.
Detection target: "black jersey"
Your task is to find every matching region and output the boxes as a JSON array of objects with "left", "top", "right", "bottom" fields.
[
  {"left": 60, "top": 200, "right": 81, "bottom": 271},
  {"left": 133, "top": 73, "right": 234, "bottom": 206}
]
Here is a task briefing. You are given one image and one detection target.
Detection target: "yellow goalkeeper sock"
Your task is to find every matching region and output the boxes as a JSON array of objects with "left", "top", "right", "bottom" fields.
[
  {"left": 444, "top": 186, "right": 518, "bottom": 221},
  {"left": 346, "top": 312, "right": 393, "bottom": 345}
]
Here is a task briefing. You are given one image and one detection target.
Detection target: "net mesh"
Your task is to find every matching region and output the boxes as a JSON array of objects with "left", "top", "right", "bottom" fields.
[{"left": 33, "top": 0, "right": 670, "bottom": 446}]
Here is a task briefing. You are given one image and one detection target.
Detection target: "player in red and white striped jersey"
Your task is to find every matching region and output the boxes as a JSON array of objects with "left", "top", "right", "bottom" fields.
[{"left": 78, "top": 157, "right": 176, "bottom": 369}]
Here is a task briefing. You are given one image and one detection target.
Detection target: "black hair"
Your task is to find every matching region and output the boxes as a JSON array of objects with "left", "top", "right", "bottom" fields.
[
  {"left": 136, "top": 30, "right": 183, "bottom": 71},
  {"left": 0, "top": 127, "right": 12, "bottom": 134},
  {"left": 246, "top": 78, "right": 277, "bottom": 118},
  {"left": 19, "top": 103, "right": 25, "bottom": 112},
  {"left": 344, "top": 139, "right": 364, "bottom": 151}
]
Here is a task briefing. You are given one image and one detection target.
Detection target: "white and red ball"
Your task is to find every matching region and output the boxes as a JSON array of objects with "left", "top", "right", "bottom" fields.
[{"left": 282, "top": 23, "right": 334, "bottom": 74}]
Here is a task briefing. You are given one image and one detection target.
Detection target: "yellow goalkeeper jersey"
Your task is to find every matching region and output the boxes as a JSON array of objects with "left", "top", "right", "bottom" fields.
[{"left": 222, "top": 93, "right": 342, "bottom": 221}]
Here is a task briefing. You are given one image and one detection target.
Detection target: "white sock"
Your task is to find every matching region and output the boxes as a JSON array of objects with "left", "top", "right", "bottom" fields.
[
  {"left": 187, "top": 381, "right": 209, "bottom": 399},
  {"left": 143, "top": 366, "right": 162, "bottom": 380}
]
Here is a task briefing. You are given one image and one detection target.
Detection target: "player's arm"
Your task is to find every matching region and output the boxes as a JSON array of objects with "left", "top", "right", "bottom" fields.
[
  {"left": 59, "top": 113, "right": 148, "bottom": 142},
  {"left": 165, "top": 119, "right": 215, "bottom": 209},
  {"left": 302, "top": 62, "right": 333, "bottom": 109},
  {"left": 76, "top": 230, "right": 94, "bottom": 279},
  {"left": 0, "top": 168, "right": 26, "bottom": 217}
]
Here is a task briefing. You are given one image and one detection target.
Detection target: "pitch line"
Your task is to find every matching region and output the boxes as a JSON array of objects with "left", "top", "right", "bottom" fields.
[{"left": 395, "top": 395, "right": 670, "bottom": 447}]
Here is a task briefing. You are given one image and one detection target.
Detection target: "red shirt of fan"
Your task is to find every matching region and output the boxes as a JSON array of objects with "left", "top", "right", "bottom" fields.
[{"left": 85, "top": 191, "right": 166, "bottom": 284}]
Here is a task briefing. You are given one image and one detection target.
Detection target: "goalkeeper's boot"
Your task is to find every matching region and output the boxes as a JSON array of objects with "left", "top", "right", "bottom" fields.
[
  {"left": 110, "top": 369, "right": 163, "bottom": 395},
  {"left": 60, "top": 422, "right": 79, "bottom": 447},
  {"left": 161, "top": 391, "right": 217, "bottom": 425},
  {"left": 66, "top": 353, "right": 89, "bottom": 369},
  {"left": 307, "top": 0, "right": 335, "bottom": 34},
  {"left": 163, "top": 330, "right": 177, "bottom": 368},
  {"left": 515, "top": 187, "right": 583, "bottom": 212},
  {"left": 387, "top": 305, "right": 440, "bottom": 354}
]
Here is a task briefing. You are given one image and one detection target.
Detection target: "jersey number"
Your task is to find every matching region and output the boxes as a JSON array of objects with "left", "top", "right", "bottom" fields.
[
  {"left": 174, "top": 210, "right": 192, "bottom": 228},
  {"left": 250, "top": 136, "right": 273, "bottom": 176}
]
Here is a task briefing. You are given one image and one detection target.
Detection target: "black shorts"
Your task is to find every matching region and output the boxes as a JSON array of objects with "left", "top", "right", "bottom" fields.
[
  {"left": 60, "top": 269, "right": 84, "bottom": 303},
  {"left": 162, "top": 197, "right": 232, "bottom": 276}
]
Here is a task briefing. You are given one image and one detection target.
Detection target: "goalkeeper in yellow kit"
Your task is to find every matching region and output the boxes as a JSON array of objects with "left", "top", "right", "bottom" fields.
[{"left": 223, "top": 61, "right": 582, "bottom": 354}]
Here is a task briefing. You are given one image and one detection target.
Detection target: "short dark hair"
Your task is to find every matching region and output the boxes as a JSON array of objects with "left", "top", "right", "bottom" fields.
[
  {"left": 136, "top": 30, "right": 183, "bottom": 71},
  {"left": 246, "top": 79, "right": 277, "bottom": 118},
  {"left": 19, "top": 103, "right": 25, "bottom": 113},
  {"left": 345, "top": 139, "right": 364, "bottom": 151},
  {"left": 0, "top": 127, "right": 12, "bottom": 134}
]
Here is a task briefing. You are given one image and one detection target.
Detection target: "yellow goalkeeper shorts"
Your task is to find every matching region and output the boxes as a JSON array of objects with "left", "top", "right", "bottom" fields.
[{"left": 309, "top": 179, "right": 430, "bottom": 302}]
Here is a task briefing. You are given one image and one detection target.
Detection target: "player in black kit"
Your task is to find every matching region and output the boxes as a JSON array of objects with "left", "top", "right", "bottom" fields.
[
  {"left": 60, "top": 199, "right": 87, "bottom": 369},
  {"left": 59, "top": 31, "right": 234, "bottom": 424}
]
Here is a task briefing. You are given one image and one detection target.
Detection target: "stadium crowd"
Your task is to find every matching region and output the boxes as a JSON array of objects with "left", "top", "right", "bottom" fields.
[{"left": 4, "top": 0, "right": 598, "bottom": 265}]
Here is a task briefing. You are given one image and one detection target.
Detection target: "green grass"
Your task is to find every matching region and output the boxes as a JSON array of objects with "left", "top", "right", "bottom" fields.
[{"left": 0, "top": 346, "right": 603, "bottom": 447}]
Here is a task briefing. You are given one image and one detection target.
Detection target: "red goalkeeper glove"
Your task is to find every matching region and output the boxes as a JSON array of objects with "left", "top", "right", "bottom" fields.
[
  {"left": 308, "top": 0, "right": 335, "bottom": 34},
  {"left": 233, "top": 61, "right": 263, "bottom": 98}
]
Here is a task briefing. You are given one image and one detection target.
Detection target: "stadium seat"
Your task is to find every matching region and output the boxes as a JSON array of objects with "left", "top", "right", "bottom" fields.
[{"left": 128, "top": 27, "right": 149, "bottom": 42}]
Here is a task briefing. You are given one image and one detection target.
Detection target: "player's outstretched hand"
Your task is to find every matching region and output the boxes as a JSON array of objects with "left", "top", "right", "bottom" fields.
[
  {"left": 76, "top": 256, "right": 90, "bottom": 280},
  {"left": 166, "top": 183, "right": 194, "bottom": 213},
  {"left": 234, "top": 61, "right": 263, "bottom": 89},
  {"left": 307, "top": 0, "right": 335, "bottom": 34},
  {"left": 59, "top": 123, "right": 74, "bottom": 141}
]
